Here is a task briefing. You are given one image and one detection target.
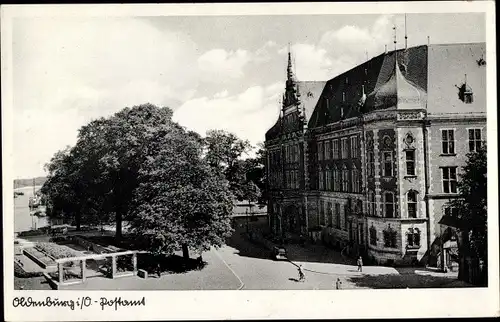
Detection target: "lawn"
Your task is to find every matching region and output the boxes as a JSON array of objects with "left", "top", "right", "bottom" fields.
[{"left": 15, "top": 276, "right": 52, "bottom": 290}]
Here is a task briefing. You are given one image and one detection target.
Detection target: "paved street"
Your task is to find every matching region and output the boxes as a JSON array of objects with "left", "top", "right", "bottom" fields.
[
  {"left": 15, "top": 225, "right": 469, "bottom": 290},
  {"left": 216, "top": 228, "right": 468, "bottom": 290}
]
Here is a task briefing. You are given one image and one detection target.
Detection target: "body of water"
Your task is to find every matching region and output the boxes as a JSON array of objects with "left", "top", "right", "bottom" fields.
[{"left": 14, "top": 186, "right": 50, "bottom": 232}]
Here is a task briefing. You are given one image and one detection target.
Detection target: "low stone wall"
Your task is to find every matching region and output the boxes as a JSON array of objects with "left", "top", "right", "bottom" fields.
[
  {"left": 72, "top": 236, "right": 108, "bottom": 254},
  {"left": 23, "top": 248, "right": 56, "bottom": 269}
]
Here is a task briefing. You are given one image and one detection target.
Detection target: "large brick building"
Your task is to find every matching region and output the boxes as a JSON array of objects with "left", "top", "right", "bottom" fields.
[{"left": 264, "top": 43, "right": 486, "bottom": 266}]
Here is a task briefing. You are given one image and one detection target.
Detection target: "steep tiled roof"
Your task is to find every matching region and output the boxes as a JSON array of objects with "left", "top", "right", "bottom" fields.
[
  {"left": 265, "top": 80, "right": 326, "bottom": 141},
  {"left": 309, "top": 45, "right": 428, "bottom": 128},
  {"left": 426, "top": 43, "right": 486, "bottom": 115},
  {"left": 297, "top": 81, "right": 327, "bottom": 122}
]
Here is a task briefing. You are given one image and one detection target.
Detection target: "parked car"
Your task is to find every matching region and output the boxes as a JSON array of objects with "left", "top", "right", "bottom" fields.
[{"left": 272, "top": 246, "right": 287, "bottom": 260}]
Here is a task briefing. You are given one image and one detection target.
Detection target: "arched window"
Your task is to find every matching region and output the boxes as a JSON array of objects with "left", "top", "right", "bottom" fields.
[
  {"left": 369, "top": 225, "right": 377, "bottom": 245},
  {"left": 384, "top": 192, "right": 395, "bottom": 218},
  {"left": 407, "top": 228, "right": 421, "bottom": 248},
  {"left": 407, "top": 190, "right": 417, "bottom": 218},
  {"left": 383, "top": 151, "right": 394, "bottom": 177}
]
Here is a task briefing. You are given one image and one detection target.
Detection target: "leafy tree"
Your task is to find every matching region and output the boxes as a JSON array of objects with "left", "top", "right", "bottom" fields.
[
  {"left": 204, "top": 130, "right": 266, "bottom": 204},
  {"left": 129, "top": 121, "right": 233, "bottom": 258},
  {"left": 447, "top": 143, "right": 487, "bottom": 284},
  {"left": 43, "top": 104, "right": 234, "bottom": 258}
]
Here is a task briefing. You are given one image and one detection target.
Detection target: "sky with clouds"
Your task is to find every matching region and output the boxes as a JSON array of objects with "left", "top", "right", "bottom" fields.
[{"left": 11, "top": 13, "right": 485, "bottom": 178}]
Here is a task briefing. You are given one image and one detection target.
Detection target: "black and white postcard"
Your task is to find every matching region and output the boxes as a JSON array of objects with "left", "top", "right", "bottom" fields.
[{"left": 2, "top": 2, "right": 498, "bottom": 320}]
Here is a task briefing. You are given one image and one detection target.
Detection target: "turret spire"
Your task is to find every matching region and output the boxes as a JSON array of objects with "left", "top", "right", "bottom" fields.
[
  {"left": 287, "top": 43, "right": 295, "bottom": 81},
  {"left": 283, "top": 42, "right": 300, "bottom": 109}
]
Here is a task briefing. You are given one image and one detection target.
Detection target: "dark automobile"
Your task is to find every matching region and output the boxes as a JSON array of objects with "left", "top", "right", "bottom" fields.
[{"left": 272, "top": 246, "right": 287, "bottom": 260}]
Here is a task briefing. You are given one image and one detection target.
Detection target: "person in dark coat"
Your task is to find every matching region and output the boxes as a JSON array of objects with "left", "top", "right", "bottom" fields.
[
  {"left": 357, "top": 256, "right": 363, "bottom": 272},
  {"left": 335, "top": 278, "right": 342, "bottom": 290}
]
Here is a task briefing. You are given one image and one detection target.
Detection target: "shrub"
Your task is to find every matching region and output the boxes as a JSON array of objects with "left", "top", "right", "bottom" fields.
[
  {"left": 18, "top": 228, "right": 49, "bottom": 237},
  {"left": 49, "top": 236, "right": 72, "bottom": 243}
]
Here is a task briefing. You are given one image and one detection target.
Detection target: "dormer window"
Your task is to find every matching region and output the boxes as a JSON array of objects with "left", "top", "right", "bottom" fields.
[
  {"left": 457, "top": 74, "right": 473, "bottom": 104},
  {"left": 464, "top": 90, "right": 473, "bottom": 104}
]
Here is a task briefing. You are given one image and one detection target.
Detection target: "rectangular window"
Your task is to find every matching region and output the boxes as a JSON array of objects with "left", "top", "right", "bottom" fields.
[
  {"left": 407, "top": 228, "right": 421, "bottom": 247},
  {"left": 342, "top": 167, "right": 349, "bottom": 192},
  {"left": 383, "top": 152, "right": 393, "bottom": 177},
  {"left": 441, "top": 129, "right": 455, "bottom": 154},
  {"left": 384, "top": 193, "right": 395, "bottom": 218},
  {"left": 407, "top": 191, "right": 417, "bottom": 218},
  {"left": 341, "top": 138, "right": 349, "bottom": 159},
  {"left": 325, "top": 169, "right": 330, "bottom": 191},
  {"left": 351, "top": 168, "right": 360, "bottom": 193},
  {"left": 327, "top": 202, "right": 333, "bottom": 226},
  {"left": 318, "top": 141, "right": 324, "bottom": 161},
  {"left": 343, "top": 205, "right": 349, "bottom": 230},
  {"left": 333, "top": 139, "right": 340, "bottom": 159},
  {"left": 442, "top": 167, "right": 458, "bottom": 193},
  {"left": 320, "top": 202, "right": 325, "bottom": 226},
  {"left": 406, "top": 150, "right": 416, "bottom": 176},
  {"left": 325, "top": 140, "right": 331, "bottom": 160},
  {"left": 335, "top": 203, "right": 341, "bottom": 228},
  {"left": 333, "top": 168, "right": 340, "bottom": 191},
  {"left": 367, "top": 151, "right": 375, "bottom": 177},
  {"left": 350, "top": 136, "right": 359, "bottom": 159},
  {"left": 318, "top": 169, "right": 324, "bottom": 190},
  {"left": 369, "top": 192, "right": 376, "bottom": 216},
  {"left": 369, "top": 227, "right": 377, "bottom": 246},
  {"left": 359, "top": 223, "right": 364, "bottom": 245},
  {"left": 468, "top": 129, "right": 482, "bottom": 152}
]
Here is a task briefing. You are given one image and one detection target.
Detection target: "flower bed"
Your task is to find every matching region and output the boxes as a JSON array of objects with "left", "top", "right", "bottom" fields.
[
  {"left": 23, "top": 248, "right": 56, "bottom": 269},
  {"left": 36, "top": 242, "right": 80, "bottom": 259}
]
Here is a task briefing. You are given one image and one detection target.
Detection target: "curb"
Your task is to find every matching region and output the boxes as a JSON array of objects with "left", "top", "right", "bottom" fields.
[{"left": 213, "top": 248, "right": 245, "bottom": 291}]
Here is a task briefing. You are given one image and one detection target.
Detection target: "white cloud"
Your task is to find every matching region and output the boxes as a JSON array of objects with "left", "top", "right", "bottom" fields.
[
  {"left": 278, "top": 43, "right": 334, "bottom": 81},
  {"left": 319, "top": 15, "right": 397, "bottom": 62},
  {"left": 197, "top": 49, "right": 251, "bottom": 81},
  {"left": 272, "top": 15, "right": 399, "bottom": 82},
  {"left": 213, "top": 90, "right": 229, "bottom": 99},
  {"left": 12, "top": 17, "right": 200, "bottom": 177},
  {"left": 254, "top": 40, "right": 277, "bottom": 63},
  {"left": 173, "top": 84, "right": 282, "bottom": 147}
]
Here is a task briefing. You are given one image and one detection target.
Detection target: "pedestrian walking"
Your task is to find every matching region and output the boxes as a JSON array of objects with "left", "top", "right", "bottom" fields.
[
  {"left": 298, "top": 265, "right": 305, "bottom": 282},
  {"left": 335, "top": 278, "right": 342, "bottom": 290},
  {"left": 357, "top": 256, "right": 363, "bottom": 272},
  {"left": 156, "top": 263, "right": 162, "bottom": 278}
]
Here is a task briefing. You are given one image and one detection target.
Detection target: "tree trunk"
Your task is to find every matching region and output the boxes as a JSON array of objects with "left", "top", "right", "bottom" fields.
[
  {"left": 115, "top": 211, "right": 122, "bottom": 240},
  {"left": 75, "top": 213, "right": 81, "bottom": 231},
  {"left": 182, "top": 244, "right": 189, "bottom": 260}
]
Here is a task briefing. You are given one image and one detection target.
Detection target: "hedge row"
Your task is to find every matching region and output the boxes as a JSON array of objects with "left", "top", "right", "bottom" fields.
[
  {"left": 14, "top": 262, "right": 44, "bottom": 278},
  {"left": 36, "top": 242, "right": 80, "bottom": 259}
]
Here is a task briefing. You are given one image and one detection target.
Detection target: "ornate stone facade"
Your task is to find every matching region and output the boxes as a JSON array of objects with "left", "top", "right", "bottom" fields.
[{"left": 265, "top": 43, "right": 486, "bottom": 267}]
